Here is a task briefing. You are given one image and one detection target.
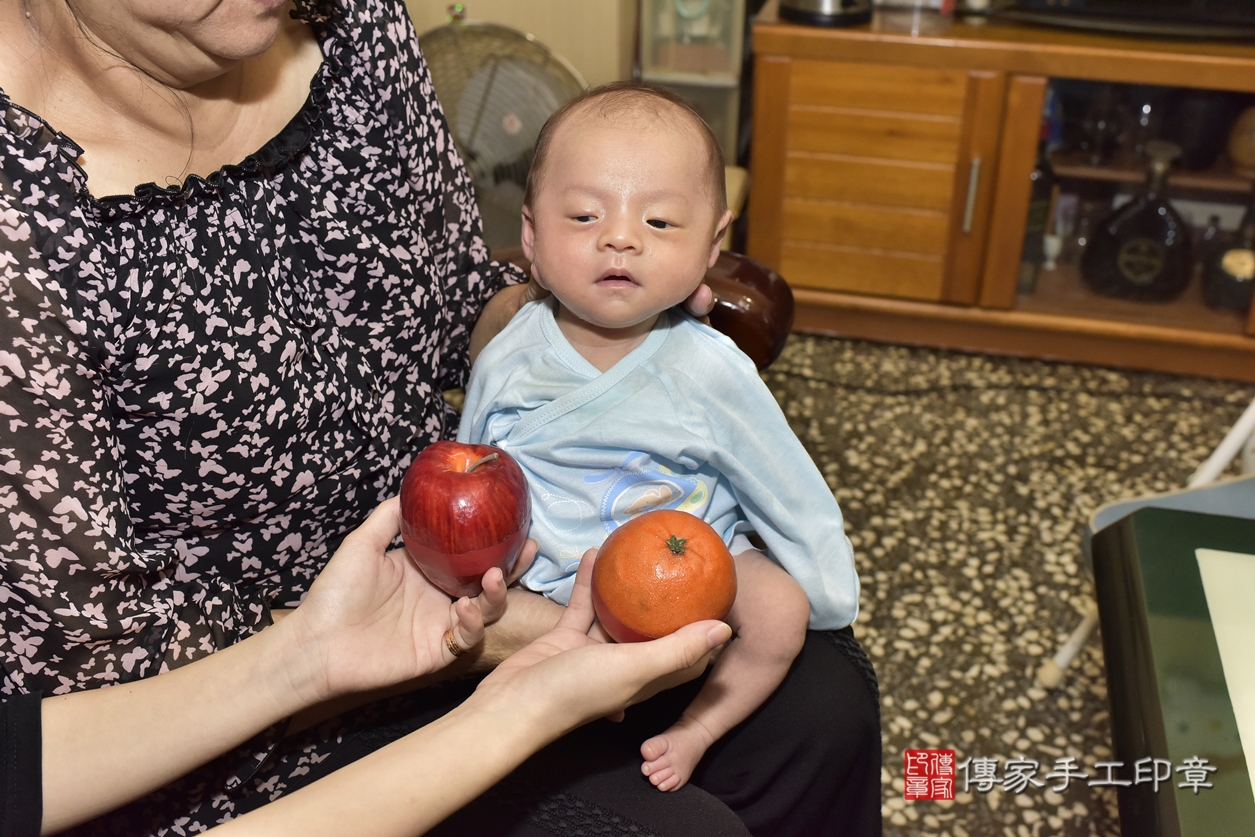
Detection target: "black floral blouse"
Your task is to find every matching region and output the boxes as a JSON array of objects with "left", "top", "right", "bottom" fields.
[{"left": 0, "top": 0, "right": 516, "bottom": 705}]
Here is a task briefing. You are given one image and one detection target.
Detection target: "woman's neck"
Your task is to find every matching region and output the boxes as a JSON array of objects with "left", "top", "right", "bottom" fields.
[
  {"left": 5, "top": 2, "right": 244, "bottom": 112},
  {"left": 0, "top": 2, "right": 319, "bottom": 196},
  {"left": 554, "top": 305, "right": 661, "bottom": 374}
]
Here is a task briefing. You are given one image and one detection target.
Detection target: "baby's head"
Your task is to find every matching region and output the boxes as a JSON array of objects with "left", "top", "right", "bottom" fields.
[
  {"left": 521, "top": 82, "right": 734, "bottom": 338},
  {"left": 525, "top": 81, "right": 727, "bottom": 221}
]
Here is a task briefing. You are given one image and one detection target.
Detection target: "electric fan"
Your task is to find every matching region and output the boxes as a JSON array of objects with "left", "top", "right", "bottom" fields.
[{"left": 419, "top": 21, "right": 587, "bottom": 251}]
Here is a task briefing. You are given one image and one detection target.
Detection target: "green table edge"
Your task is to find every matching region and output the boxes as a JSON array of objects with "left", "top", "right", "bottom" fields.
[{"left": 1092, "top": 506, "right": 1255, "bottom": 837}]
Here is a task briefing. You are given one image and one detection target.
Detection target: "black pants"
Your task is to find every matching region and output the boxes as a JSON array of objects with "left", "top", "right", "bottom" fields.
[{"left": 273, "top": 629, "right": 882, "bottom": 837}]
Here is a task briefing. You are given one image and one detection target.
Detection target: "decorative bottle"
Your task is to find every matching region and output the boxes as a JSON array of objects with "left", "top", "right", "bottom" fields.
[
  {"left": 1017, "top": 150, "right": 1054, "bottom": 294},
  {"left": 1202, "top": 189, "right": 1255, "bottom": 315},
  {"left": 1080, "top": 141, "right": 1193, "bottom": 302}
]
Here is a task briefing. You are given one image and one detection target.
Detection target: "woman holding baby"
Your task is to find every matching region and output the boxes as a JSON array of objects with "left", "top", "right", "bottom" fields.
[{"left": 0, "top": 0, "right": 880, "bottom": 834}]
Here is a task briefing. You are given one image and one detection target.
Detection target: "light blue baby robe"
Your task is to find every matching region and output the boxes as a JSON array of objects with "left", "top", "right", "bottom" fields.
[{"left": 458, "top": 299, "right": 859, "bottom": 630}]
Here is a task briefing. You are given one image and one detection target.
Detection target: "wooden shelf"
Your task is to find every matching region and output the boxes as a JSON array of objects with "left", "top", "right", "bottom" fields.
[
  {"left": 790, "top": 289, "right": 1255, "bottom": 383},
  {"left": 1018, "top": 263, "right": 1250, "bottom": 336},
  {"left": 1049, "top": 150, "right": 1255, "bottom": 194}
]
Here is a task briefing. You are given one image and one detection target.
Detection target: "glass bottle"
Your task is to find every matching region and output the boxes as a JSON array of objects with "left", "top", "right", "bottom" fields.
[
  {"left": 1017, "top": 150, "right": 1054, "bottom": 295},
  {"left": 1194, "top": 214, "right": 1223, "bottom": 282},
  {"left": 1202, "top": 190, "right": 1255, "bottom": 314},
  {"left": 1198, "top": 215, "right": 1222, "bottom": 252},
  {"left": 1080, "top": 141, "right": 1193, "bottom": 302}
]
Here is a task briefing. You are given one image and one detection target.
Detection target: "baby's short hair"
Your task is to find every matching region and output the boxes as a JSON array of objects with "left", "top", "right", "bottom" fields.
[{"left": 524, "top": 81, "right": 727, "bottom": 215}]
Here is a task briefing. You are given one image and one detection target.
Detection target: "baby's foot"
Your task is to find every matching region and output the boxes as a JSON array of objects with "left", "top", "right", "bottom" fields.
[{"left": 640, "top": 718, "right": 715, "bottom": 792}]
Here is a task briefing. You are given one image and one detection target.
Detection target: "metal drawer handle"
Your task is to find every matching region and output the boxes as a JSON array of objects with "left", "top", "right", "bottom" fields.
[{"left": 962, "top": 157, "right": 982, "bottom": 235}]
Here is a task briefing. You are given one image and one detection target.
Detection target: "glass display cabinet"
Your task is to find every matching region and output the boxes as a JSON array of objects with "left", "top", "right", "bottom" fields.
[
  {"left": 745, "top": 3, "right": 1255, "bottom": 382},
  {"left": 638, "top": 0, "right": 747, "bottom": 161},
  {"left": 1016, "top": 80, "right": 1254, "bottom": 344}
]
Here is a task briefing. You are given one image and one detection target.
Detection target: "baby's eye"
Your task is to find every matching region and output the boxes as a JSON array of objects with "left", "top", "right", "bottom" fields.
[
  {"left": 572, "top": 214, "right": 596, "bottom": 223},
  {"left": 647, "top": 219, "right": 673, "bottom": 230}
]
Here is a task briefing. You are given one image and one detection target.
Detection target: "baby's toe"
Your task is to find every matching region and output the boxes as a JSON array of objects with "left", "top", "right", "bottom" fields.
[
  {"left": 648, "top": 766, "right": 676, "bottom": 788},
  {"left": 656, "top": 771, "right": 685, "bottom": 792},
  {"left": 640, "top": 734, "right": 670, "bottom": 763}
]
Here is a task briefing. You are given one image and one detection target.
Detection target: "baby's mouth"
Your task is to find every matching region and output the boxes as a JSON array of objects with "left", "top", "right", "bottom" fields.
[{"left": 597, "top": 270, "right": 638, "bottom": 286}]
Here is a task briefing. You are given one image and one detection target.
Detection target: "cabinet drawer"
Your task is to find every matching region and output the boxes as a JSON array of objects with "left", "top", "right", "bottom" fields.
[
  {"left": 780, "top": 243, "right": 944, "bottom": 300},
  {"left": 790, "top": 59, "right": 968, "bottom": 116},
  {"left": 789, "top": 106, "right": 962, "bottom": 164},
  {"left": 784, "top": 154, "right": 955, "bottom": 212},
  {"left": 782, "top": 199, "right": 949, "bottom": 255}
]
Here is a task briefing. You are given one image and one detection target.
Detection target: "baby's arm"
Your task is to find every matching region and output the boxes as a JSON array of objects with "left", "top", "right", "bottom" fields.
[{"left": 640, "top": 548, "right": 810, "bottom": 791}]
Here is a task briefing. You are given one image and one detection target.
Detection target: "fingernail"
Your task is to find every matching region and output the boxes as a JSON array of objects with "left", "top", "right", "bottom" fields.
[{"left": 707, "top": 623, "right": 732, "bottom": 646}]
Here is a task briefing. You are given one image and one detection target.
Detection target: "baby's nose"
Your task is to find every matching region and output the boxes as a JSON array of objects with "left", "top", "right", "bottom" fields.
[{"left": 600, "top": 215, "right": 641, "bottom": 252}]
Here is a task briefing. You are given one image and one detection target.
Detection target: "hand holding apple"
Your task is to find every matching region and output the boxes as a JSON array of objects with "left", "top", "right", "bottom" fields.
[{"left": 399, "top": 441, "right": 532, "bottom": 598}]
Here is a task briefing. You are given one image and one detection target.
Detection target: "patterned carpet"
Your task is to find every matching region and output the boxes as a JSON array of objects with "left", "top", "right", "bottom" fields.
[{"left": 761, "top": 335, "right": 1254, "bottom": 837}]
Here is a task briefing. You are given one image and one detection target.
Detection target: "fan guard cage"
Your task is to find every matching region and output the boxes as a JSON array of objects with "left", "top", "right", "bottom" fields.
[{"left": 419, "top": 22, "right": 588, "bottom": 250}]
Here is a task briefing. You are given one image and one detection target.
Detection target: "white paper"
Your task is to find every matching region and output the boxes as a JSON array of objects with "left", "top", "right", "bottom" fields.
[{"left": 1195, "top": 548, "right": 1255, "bottom": 806}]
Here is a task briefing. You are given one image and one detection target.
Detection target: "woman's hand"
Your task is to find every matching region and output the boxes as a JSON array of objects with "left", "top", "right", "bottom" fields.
[
  {"left": 194, "top": 547, "right": 730, "bottom": 837},
  {"left": 214, "top": 551, "right": 730, "bottom": 837},
  {"left": 474, "top": 549, "right": 732, "bottom": 731},
  {"left": 682, "top": 282, "right": 715, "bottom": 321},
  {"left": 276, "top": 497, "right": 536, "bottom": 708}
]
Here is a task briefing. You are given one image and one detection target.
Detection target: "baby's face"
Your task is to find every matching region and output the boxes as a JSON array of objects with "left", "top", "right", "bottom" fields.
[{"left": 522, "top": 113, "right": 730, "bottom": 334}]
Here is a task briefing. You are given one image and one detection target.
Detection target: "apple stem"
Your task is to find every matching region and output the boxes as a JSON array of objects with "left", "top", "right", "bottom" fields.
[
  {"left": 665, "top": 535, "right": 687, "bottom": 555},
  {"left": 466, "top": 452, "right": 500, "bottom": 473}
]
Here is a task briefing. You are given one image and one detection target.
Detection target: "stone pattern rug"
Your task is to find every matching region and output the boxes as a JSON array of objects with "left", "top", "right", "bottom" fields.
[{"left": 761, "top": 335, "right": 1254, "bottom": 837}]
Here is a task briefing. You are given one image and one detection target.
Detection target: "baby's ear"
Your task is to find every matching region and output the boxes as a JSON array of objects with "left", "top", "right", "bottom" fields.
[
  {"left": 520, "top": 208, "right": 550, "bottom": 290},
  {"left": 521, "top": 205, "right": 537, "bottom": 263},
  {"left": 708, "top": 209, "right": 734, "bottom": 267}
]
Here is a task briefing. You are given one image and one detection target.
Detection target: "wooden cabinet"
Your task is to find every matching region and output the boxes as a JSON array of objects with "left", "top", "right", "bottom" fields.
[
  {"left": 746, "top": 3, "right": 1255, "bottom": 382},
  {"left": 750, "top": 58, "right": 1003, "bottom": 304}
]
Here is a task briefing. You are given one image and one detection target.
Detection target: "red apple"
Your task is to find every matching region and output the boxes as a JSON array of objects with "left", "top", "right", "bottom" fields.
[{"left": 399, "top": 441, "right": 531, "bottom": 598}]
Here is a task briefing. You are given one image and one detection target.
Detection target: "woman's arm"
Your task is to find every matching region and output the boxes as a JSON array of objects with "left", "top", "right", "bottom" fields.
[
  {"left": 39, "top": 613, "right": 317, "bottom": 834},
  {"left": 38, "top": 499, "right": 509, "bottom": 835},
  {"left": 213, "top": 552, "right": 731, "bottom": 837},
  {"left": 468, "top": 281, "right": 542, "bottom": 364}
]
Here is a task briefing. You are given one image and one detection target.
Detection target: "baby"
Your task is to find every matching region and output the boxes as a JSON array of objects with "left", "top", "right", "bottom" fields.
[{"left": 458, "top": 81, "right": 860, "bottom": 792}]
